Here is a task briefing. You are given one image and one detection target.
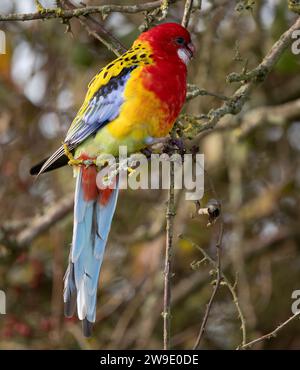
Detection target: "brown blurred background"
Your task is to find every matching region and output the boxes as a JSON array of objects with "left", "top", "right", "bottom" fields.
[{"left": 0, "top": 0, "right": 300, "bottom": 349}]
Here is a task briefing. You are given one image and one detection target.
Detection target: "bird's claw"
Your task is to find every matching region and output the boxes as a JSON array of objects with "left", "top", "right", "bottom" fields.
[
  {"left": 127, "top": 166, "right": 136, "bottom": 176},
  {"left": 140, "top": 148, "right": 153, "bottom": 159},
  {"left": 63, "top": 143, "right": 96, "bottom": 167},
  {"left": 68, "top": 158, "right": 84, "bottom": 166},
  {"left": 163, "top": 137, "right": 186, "bottom": 155}
]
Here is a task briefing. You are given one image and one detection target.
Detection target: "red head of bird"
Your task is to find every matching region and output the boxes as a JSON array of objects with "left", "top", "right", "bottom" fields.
[{"left": 138, "top": 22, "right": 195, "bottom": 66}]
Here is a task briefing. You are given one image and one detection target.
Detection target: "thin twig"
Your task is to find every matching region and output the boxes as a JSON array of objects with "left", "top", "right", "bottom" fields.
[
  {"left": 0, "top": 1, "right": 175, "bottom": 22},
  {"left": 163, "top": 161, "right": 175, "bottom": 350},
  {"left": 181, "top": 236, "right": 247, "bottom": 347},
  {"left": 187, "top": 84, "right": 229, "bottom": 101},
  {"left": 181, "top": 0, "right": 194, "bottom": 28},
  {"left": 188, "top": 96, "right": 300, "bottom": 140},
  {"left": 85, "top": 15, "right": 126, "bottom": 55},
  {"left": 193, "top": 220, "right": 224, "bottom": 349},
  {"left": 238, "top": 312, "right": 300, "bottom": 350},
  {"left": 78, "top": 18, "right": 122, "bottom": 56},
  {"left": 161, "top": 1, "right": 196, "bottom": 349},
  {"left": 64, "top": 0, "right": 126, "bottom": 57}
]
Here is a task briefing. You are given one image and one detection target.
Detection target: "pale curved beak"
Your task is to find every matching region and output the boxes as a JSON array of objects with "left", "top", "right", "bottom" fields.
[{"left": 186, "top": 42, "right": 195, "bottom": 58}]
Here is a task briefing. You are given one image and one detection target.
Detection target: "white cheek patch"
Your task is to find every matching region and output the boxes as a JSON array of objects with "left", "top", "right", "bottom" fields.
[{"left": 177, "top": 48, "right": 190, "bottom": 65}]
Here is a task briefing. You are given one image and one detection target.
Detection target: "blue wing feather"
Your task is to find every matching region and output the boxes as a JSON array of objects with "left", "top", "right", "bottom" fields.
[
  {"left": 36, "top": 67, "right": 136, "bottom": 175},
  {"left": 64, "top": 67, "right": 135, "bottom": 149}
]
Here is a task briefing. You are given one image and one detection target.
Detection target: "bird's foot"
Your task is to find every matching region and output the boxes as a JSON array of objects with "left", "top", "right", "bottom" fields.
[
  {"left": 63, "top": 143, "right": 81, "bottom": 166},
  {"left": 127, "top": 166, "right": 136, "bottom": 176},
  {"left": 163, "top": 137, "right": 186, "bottom": 155},
  {"left": 63, "top": 143, "right": 96, "bottom": 167},
  {"left": 68, "top": 158, "right": 85, "bottom": 166},
  {"left": 140, "top": 147, "right": 152, "bottom": 159},
  {"left": 118, "top": 157, "right": 138, "bottom": 176}
]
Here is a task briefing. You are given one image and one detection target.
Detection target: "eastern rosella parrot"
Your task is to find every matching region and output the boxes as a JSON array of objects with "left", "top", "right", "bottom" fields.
[{"left": 30, "top": 23, "right": 194, "bottom": 337}]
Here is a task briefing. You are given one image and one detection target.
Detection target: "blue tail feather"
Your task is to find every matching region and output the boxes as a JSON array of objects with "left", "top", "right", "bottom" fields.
[{"left": 63, "top": 168, "right": 119, "bottom": 336}]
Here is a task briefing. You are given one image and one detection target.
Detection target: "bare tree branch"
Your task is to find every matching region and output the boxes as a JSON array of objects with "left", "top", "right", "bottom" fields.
[
  {"left": 181, "top": 235, "right": 247, "bottom": 347},
  {"left": 193, "top": 97, "right": 300, "bottom": 139},
  {"left": 181, "top": 0, "right": 195, "bottom": 28},
  {"left": 237, "top": 97, "right": 300, "bottom": 137},
  {"left": 63, "top": 0, "right": 126, "bottom": 57},
  {"left": 186, "top": 16, "right": 300, "bottom": 147},
  {"left": 193, "top": 220, "right": 223, "bottom": 349},
  {"left": 187, "top": 84, "right": 229, "bottom": 101},
  {"left": 0, "top": 1, "right": 177, "bottom": 22},
  {"left": 5, "top": 195, "right": 74, "bottom": 248},
  {"left": 163, "top": 161, "right": 175, "bottom": 350},
  {"left": 238, "top": 312, "right": 300, "bottom": 350}
]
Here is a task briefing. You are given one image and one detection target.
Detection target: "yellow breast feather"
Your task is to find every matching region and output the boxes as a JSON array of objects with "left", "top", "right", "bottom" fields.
[{"left": 107, "top": 67, "right": 169, "bottom": 141}]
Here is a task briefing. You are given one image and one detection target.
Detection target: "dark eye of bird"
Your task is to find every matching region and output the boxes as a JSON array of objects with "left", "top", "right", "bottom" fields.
[{"left": 176, "top": 37, "right": 185, "bottom": 45}]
